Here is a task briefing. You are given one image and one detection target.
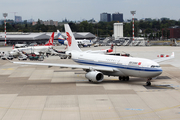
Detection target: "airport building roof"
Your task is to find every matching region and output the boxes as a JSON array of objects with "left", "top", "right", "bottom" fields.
[
  {"left": 0, "top": 32, "right": 96, "bottom": 43},
  {"left": 0, "top": 33, "right": 50, "bottom": 40}
]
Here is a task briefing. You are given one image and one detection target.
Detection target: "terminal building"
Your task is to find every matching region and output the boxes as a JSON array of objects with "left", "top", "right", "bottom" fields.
[{"left": 0, "top": 32, "right": 96, "bottom": 45}]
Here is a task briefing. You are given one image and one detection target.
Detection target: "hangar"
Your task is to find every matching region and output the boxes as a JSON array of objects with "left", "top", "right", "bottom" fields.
[{"left": 0, "top": 32, "right": 96, "bottom": 45}]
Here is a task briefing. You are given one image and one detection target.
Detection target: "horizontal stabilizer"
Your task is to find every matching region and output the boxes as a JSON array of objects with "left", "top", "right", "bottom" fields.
[{"left": 153, "top": 52, "right": 174, "bottom": 63}]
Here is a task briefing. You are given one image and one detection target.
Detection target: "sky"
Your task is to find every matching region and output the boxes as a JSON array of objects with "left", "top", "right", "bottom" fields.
[{"left": 0, "top": 0, "right": 180, "bottom": 21}]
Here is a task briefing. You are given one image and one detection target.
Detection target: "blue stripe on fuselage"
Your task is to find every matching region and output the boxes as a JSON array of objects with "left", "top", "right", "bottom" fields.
[{"left": 73, "top": 58, "right": 162, "bottom": 72}]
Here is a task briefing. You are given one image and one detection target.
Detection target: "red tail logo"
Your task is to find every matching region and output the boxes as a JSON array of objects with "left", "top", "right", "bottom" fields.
[
  {"left": 49, "top": 37, "right": 53, "bottom": 44},
  {"left": 66, "top": 32, "right": 72, "bottom": 46},
  {"left": 45, "top": 32, "right": 54, "bottom": 46}
]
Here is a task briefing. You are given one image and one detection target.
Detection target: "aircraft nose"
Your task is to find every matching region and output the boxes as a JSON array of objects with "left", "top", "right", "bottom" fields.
[{"left": 156, "top": 67, "right": 163, "bottom": 76}]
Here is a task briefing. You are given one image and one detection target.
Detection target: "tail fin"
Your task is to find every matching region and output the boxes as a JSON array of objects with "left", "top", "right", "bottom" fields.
[
  {"left": 45, "top": 32, "right": 54, "bottom": 46},
  {"left": 110, "top": 44, "right": 114, "bottom": 50},
  {"left": 64, "top": 24, "right": 81, "bottom": 52},
  {"left": 107, "top": 44, "right": 113, "bottom": 53},
  {"left": 57, "top": 30, "right": 67, "bottom": 45},
  {"left": 57, "top": 30, "right": 65, "bottom": 40}
]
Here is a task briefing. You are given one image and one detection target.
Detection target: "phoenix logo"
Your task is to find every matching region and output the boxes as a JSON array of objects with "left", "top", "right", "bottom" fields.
[
  {"left": 49, "top": 37, "right": 53, "bottom": 44},
  {"left": 66, "top": 32, "right": 72, "bottom": 46}
]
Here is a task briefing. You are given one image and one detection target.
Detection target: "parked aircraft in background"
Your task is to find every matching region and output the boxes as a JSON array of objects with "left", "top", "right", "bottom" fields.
[
  {"left": 57, "top": 30, "right": 92, "bottom": 47},
  {"left": 44, "top": 32, "right": 54, "bottom": 46},
  {"left": 76, "top": 39, "right": 93, "bottom": 47},
  {"left": 57, "top": 30, "right": 67, "bottom": 45},
  {"left": 10, "top": 32, "right": 54, "bottom": 56},
  {"left": 85, "top": 44, "right": 113, "bottom": 54},
  {"left": 15, "top": 44, "right": 27, "bottom": 48},
  {"left": 13, "top": 24, "right": 174, "bottom": 86}
]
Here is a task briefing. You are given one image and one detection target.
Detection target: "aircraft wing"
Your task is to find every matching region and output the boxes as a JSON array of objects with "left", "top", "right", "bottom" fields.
[
  {"left": 153, "top": 52, "right": 174, "bottom": 63},
  {"left": 12, "top": 61, "right": 118, "bottom": 72}
]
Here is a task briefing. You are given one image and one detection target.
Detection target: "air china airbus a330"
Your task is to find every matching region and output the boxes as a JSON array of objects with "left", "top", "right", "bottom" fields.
[{"left": 12, "top": 24, "right": 174, "bottom": 86}]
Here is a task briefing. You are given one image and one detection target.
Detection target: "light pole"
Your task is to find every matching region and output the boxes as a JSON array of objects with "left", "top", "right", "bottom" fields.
[
  {"left": 130, "top": 11, "right": 136, "bottom": 45},
  {"left": 3, "top": 13, "right": 8, "bottom": 46}
]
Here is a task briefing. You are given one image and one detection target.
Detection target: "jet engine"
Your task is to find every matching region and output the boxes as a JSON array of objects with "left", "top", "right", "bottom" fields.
[{"left": 85, "top": 71, "right": 104, "bottom": 82}]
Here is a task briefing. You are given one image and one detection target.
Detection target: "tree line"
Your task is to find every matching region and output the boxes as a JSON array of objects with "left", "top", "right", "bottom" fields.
[{"left": 1, "top": 19, "right": 180, "bottom": 40}]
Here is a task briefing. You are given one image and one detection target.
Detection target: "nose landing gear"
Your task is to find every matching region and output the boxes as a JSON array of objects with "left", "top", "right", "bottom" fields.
[{"left": 146, "top": 78, "right": 152, "bottom": 86}]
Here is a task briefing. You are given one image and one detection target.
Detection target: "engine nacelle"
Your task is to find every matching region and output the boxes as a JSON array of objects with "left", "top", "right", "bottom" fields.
[{"left": 85, "top": 71, "right": 104, "bottom": 82}]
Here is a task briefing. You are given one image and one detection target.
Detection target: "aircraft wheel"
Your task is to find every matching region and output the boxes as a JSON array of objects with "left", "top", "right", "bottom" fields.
[
  {"left": 122, "top": 76, "right": 126, "bottom": 81},
  {"left": 146, "top": 82, "right": 151, "bottom": 86},
  {"left": 119, "top": 76, "right": 122, "bottom": 81},
  {"left": 89, "top": 80, "right": 92, "bottom": 82},
  {"left": 126, "top": 76, "right": 129, "bottom": 81}
]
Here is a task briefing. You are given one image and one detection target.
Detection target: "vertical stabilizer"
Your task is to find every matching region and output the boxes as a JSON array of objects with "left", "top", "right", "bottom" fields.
[
  {"left": 64, "top": 24, "right": 81, "bottom": 52},
  {"left": 57, "top": 30, "right": 65, "bottom": 40},
  {"left": 45, "top": 32, "right": 54, "bottom": 46},
  {"left": 57, "top": 30, "right": 67, "bottom": 45}
]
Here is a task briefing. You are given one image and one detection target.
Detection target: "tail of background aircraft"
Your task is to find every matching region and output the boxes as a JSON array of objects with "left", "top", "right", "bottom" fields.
[
  {"left": 57, "top": 30, "right": 67, "bottom": 45},
  {"left": 64, "top": 24, "right": 82, "bottom": 52},
  {"left": 107, "top": 44, "right": 113, "bottom": 53},
  {"left": 45, "top": 32, "right": 54, "bottom": 46}
]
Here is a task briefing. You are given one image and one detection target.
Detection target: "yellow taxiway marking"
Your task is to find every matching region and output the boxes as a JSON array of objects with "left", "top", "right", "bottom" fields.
[
  {"left": 2, "top": 68, "right": 14, "bottom": 70},
  {"left": 0, "top": 104, "right": 179, "bottom": 115}
]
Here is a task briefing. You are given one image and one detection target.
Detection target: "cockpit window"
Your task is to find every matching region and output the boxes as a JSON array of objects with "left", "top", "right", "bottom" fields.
[{"left": 151, "top": 65, "right": 160, "bottom": 68}]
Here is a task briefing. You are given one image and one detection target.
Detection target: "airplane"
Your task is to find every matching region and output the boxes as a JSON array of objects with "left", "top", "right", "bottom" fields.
[
  {"left": 59, "top": 44, "right": 114, "bottom": 59},
  {"left": 76, "top": 39, "right": 93, "bottom": 47},
  {"left": 44, "top": 32, "right": 54, "bottom": 46},
  {"left": 14, "top": 44, "right": 27, "bottom": 48},
  {"left": 57, "top": 30, "right": 67, "bottom": 45},
  {"left": 57, "top": 30, "right": 93, "bottom": 47},
  {"left": 10, "top": 32, "right": 54, "bottom": 56},
  {"left": 84, "top": 44, "right": 113, "bottom": 54},
  {"left": 12, "top": 24, "right": 175, "bottom": 86}
]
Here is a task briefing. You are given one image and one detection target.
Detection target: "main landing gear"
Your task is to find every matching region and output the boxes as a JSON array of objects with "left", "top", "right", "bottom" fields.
[
  {"left": 119, "top": 76, "right": 129, "bottom": 81},
  {"left": 146, "top": 78, "right": 152, "bottom": 86}
]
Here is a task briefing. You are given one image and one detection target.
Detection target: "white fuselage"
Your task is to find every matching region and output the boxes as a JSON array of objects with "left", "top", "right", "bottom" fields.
[
  {"left": 71, "top": 51, "right": 162, "bottom": 78},
  {"left": 15, "top": 44, "right": 27, "bottom": 48},
  {"left": 10, "top": 46, "right": 52, "bottom": 56}
]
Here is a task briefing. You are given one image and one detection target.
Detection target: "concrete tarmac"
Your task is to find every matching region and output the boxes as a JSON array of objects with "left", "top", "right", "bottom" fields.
[{"left": 0, "top": 46, "right": 180, "bottom": 120}]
